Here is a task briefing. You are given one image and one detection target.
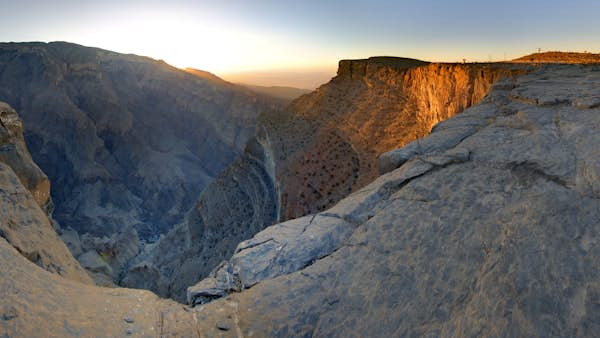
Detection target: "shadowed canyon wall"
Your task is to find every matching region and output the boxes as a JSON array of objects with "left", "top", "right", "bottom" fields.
[
  {"left": 0, "top": 41, "right": 279, "bottom": 241},
  {"left": 0, "top": 42, "right": 284, "bottom": 285}
]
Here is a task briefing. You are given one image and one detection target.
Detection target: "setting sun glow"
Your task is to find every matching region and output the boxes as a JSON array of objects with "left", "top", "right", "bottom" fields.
[
  {"left": 47, "top": 7, "right": 341, "bottom": 79},
  {"left": 3, "top": 0, "right": 600, "bottom": 88}
]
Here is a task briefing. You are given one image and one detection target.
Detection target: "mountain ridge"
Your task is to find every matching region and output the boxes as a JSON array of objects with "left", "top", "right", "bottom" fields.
[{"left": 240, "top": 83, "right": 311, "bottom": 102}]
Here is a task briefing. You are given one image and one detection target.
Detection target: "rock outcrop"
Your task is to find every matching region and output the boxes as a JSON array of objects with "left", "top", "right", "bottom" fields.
[
  {"left": 138, "top": 57, "right": 531, "bottom": 301},
  {"left": 0, "top": 237, "right": 198, "bottom": 337},
  {"left": 2, "top": 63, "right": 600, "bottom": 337},
  {"left": 0, "top": 102, "right": 92, "bottom": 284},
  {"left": 0, "top": 102, "right": 50, "bottom": 208}
]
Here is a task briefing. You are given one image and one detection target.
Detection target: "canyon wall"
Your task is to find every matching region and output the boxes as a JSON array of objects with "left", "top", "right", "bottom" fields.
[
  {"left": 135, "top": 57, "right": 530, "bottom": 301},
  {"left": 277, "top": 58, "right": 528, "bottom": 218}
]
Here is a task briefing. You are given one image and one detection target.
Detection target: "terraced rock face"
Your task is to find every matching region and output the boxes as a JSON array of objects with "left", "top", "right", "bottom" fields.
[
  {"left": 137, "top": 57, "right": 530, "bottom": 301},
  {"left": 3, "top": 64, "right": 600, "bottom": 337},
  {"left": 0, "top": 41, "right": 278, "bottom": 241}
]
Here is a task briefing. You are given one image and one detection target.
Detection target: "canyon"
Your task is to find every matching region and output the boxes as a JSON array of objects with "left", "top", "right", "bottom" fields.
[
  {"left": 1, "top": 60, "right": 600, "bottom": 336},
  {"left": 1, "top": 46, "right": 600, "bottom": 336},
  {"left": 131, "top": 57, "right": 532, "bottom": 301}
]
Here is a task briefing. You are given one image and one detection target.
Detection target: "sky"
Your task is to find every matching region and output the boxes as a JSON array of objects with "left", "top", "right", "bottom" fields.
[{"left": 1, "top": 0, "right": 599, "bottom": 88}]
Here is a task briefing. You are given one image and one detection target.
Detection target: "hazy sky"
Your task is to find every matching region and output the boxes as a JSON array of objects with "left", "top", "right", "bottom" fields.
[{"left": 1, "top": 0, "right": 599, "bottom": 87}]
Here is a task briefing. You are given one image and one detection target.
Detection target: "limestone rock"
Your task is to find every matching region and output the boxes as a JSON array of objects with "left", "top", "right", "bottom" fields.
[
  {"left": 187, "top": 261, "right": 238, "bottom": 306},
  {"left": 187, "top": 213, "right": 355, "bottom": 304}
]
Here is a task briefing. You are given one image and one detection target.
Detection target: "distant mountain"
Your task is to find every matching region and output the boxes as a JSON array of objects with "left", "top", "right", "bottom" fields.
[
  {"left": 183, "top": 68, "right": 309, "bottom": 103},
  {"left": 0, "top": 42, "right": 280, "bottom": 244},
  {"left": 220, "top": 69, "right": 335, "bottom": 90},
  {"left": 241, "top": 84, "right": 311, "bottom": 102}
]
